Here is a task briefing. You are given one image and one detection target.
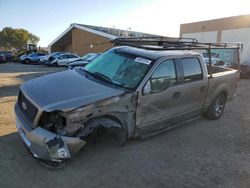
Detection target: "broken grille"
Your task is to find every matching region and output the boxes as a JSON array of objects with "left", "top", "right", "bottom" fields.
[{"left": 18, "top": 91, "right": 38, "bottom": 124}]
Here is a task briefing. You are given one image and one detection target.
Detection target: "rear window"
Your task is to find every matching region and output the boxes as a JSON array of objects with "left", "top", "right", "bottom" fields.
[{"left": 180, "top": 58, "right": 203, "bottom": 82}]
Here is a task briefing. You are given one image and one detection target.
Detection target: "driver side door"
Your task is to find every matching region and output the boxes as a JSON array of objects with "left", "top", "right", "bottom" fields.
[{"left": 136, "top": 59, "right": 182, "bottom": 130}]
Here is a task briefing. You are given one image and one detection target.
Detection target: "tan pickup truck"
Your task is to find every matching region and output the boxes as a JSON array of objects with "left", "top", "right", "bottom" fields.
[{"left": 15, "top": 40, "right": 241, "bottom": 167}]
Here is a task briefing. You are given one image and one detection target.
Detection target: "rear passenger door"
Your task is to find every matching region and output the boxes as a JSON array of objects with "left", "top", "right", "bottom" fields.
[{"left": 174, "top": 57, "right": 207, "bottom": 116}]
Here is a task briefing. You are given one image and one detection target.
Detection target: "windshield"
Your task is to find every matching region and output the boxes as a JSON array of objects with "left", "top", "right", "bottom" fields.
[{"left": 84, "top": 50, "right": 151, "bottom": 89}]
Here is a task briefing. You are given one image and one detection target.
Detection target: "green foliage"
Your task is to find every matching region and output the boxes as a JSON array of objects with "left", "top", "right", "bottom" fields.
[
  {"left": 28, "top": 33, "right": 39, "bottom": 44},
  {"left": 0, "top": 27, "right": 40, "bottom": 50}
]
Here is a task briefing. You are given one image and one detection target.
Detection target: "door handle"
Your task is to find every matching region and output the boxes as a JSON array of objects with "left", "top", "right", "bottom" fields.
[
  {"left": 173, "top": 91, "right": 181, "bottom": 99},
  {"left": 200, "top": 86, "right": 206, "bottom": 92}
]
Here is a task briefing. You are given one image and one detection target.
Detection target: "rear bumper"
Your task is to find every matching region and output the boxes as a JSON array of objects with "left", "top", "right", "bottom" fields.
[{"left": 15, "top": 104, "right": 86, "bottom": 162}]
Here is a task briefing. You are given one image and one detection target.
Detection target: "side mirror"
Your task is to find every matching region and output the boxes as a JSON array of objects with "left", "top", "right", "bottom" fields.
[{"left": 143, "top": 80, "right": 152, "bottom": 95}]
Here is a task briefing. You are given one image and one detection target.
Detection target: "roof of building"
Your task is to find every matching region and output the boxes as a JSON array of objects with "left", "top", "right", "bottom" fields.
[{"left": 48, "top": 23, "right": 161, "bottom": 48}]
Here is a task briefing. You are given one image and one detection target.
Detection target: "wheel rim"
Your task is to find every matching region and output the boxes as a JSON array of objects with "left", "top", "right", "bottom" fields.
[{"left": 214, "top": 96, "right": 225, "bottom": 117}]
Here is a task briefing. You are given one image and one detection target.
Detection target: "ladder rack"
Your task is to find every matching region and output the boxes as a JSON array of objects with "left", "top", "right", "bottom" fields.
[{"left": 112, "top": 37, "right": 242, "bottom": 51}]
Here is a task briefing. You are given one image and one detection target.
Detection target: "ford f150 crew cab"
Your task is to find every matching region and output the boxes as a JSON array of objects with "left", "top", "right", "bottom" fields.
[{"left": 14, "top": 38, "right": 241, "bottom": 167}]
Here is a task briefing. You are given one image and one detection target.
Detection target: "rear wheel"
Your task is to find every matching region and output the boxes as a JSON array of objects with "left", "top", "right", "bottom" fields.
[{"left": 205, "top": 93, "right": 226, "bottom": 120}]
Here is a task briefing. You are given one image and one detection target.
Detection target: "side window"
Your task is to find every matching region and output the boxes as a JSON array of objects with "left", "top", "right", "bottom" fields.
[
  {"left": 149, "top": 60, "right": 176, "bottom": 93},
  {"left": 58, "top": 55, "right": 64, "bottom": 60},
  {"left": 181, "top": 58, "right": 203, "bottom": 82}
]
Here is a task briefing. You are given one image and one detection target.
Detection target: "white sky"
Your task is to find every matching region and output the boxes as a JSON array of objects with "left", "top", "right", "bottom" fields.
[
  {"left": 1, "top": 0, "right": 250, "bottom": 46},
  {"left": 107, "top": 0, "right": 250, "bottom": 37}
]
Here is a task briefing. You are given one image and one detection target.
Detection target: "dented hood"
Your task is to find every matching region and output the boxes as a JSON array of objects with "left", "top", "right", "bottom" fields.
[{"left": 21, "top": 70, "right": 124, "bottom": 112}]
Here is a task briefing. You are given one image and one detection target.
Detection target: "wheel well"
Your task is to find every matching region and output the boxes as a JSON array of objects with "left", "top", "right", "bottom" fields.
[
  {"left": 75, "top": 115, "right": 127, "bottom": 144},
  {"left": 221, "top": 91, "right": 227, "bottom": 99},
  {"left": 104, "top": 115, "right": 124, "bottom": 127},
  {"left": 76, "top": 115, "right": 126, "bottom": 136}
]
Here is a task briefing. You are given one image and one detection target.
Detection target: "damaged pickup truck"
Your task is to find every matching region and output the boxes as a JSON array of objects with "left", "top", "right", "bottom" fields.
[{"left": 15, "top": 38, "right": 241, "bottom": 167}]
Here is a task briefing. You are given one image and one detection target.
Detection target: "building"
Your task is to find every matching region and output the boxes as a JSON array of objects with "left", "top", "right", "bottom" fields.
[
  {"left": 180, "top": 14, "right": 250, "bottom": 62},
  {"left": 48, "top": 23, "right": 159, "bottom": 55}
]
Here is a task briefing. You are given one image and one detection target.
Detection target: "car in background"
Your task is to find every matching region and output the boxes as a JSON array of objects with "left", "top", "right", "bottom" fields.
[
  {"left": 40, "top": 54, "right": 49, "bottom": 64},
  {"left": 49, "top": 54, "right": 79, "bottom": 67},
  {"left": 0, "top": 54, "right": 6, "bottom": 63},
  {"left": 42, "top": 52, "right": 66, "bottom": 64},
  {"left": 80, "top": 53, "right": 98, "bottom": 61},
  {"left": 1, "top": 51, "right": 14, "bottom": 61},
  {"left": 240, "top": 60, "right": 250, "bottom": 78},
  {"left": 68, "top": 53, "right": 101, "bottom": 69},
  {"left": 204, "top": 57, "right": 229, "bottom": 67},
  {"left": 45, "top": 52, "right": 70, "bottom": 66},
  {"left": 20, "top": 53, "right": 47, "bottom": 64}
]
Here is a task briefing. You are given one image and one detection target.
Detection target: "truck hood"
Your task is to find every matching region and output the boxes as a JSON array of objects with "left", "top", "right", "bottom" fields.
[{"left": 21, "top": 70, "right": 124, "bottom": 112}]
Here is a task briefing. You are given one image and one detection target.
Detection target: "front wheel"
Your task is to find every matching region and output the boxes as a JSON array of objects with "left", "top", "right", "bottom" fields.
[
  {"left": 52, "top": 62, "right": 58, "bottom": 67},
  {"left": 24, "top": 59, "right": 31, "bottom": 64},
  {"left": 205, "top": 93, "right": 226, "bottom": 120}
]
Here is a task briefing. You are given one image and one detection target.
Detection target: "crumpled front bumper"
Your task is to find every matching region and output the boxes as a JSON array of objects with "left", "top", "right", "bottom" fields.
[{"left": 15, "top": 104, "right": 86, "bottom": 162}]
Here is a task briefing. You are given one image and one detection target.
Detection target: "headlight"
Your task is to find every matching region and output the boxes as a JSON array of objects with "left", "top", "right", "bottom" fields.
[{"left": 39, "top": 112, "right": 66, "bottom": 135}]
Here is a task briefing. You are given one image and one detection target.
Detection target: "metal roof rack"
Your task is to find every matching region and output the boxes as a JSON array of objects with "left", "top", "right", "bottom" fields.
[
  {"left": 112, "top": 37, "right": 243, "bottom": 51},
  {"left": 112, "top": 37, "right": 242, "bottom": 78}
]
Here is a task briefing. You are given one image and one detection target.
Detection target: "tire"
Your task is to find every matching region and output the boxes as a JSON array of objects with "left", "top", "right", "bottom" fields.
[
  {"left": 52, "top": 62, "right": 58, "bottom": 67},
  {"left": 205, "top": 93, "right": 226, "bottom": 120},
  {"left": 24, "top": 59, "right": 31, "bottom": 64}
]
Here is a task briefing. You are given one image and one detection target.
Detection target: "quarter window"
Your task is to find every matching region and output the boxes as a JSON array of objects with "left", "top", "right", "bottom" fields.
[{"left": 181, "top": 58, "right": 203, "bottom": 82}]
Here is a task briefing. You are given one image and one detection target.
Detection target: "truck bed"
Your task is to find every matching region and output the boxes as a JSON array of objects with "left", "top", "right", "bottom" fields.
[{"left": 207, "top": 65, "right": 235, "bottom": 75}]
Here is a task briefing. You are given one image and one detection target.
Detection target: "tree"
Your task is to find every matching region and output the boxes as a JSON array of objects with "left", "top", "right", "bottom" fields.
[
  {"left": 0, "top": 27, "right": 40, "bottom": 50},
  {"left": 28, "top": 33, "right": 39, "bottom": 45}
]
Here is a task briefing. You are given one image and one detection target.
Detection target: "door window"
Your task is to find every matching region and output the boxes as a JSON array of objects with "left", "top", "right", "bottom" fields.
[
  {"left": 180, "top": 58, "right": 203, "bottom": 82},
  {"left": 149, "top": 60, "right": 176, "bottom": 93}
]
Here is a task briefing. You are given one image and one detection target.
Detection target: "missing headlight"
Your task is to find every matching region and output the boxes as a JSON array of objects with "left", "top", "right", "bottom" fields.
[{"left": 39, "top": 112, "right": 66, "bottom": 136}]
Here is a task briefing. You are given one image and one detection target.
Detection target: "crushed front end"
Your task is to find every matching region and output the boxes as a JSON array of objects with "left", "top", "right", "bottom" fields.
[{"left": 15, "top": 91, "right": 86, "bottom": 163}]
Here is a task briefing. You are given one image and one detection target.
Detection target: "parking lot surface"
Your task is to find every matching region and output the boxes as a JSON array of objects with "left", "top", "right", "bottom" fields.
[{"left": 1, "top": 63, "right": 250, "bottom": 188}]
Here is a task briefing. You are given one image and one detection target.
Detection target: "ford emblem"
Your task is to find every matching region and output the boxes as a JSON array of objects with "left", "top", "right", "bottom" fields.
[{"left": 21, "top": 101, "right": 27, "bottom": 110}]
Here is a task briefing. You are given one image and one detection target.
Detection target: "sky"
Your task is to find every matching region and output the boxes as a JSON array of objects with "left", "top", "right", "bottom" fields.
[{"left": 1, "top": 0, "right": 250, "bottom": 47}]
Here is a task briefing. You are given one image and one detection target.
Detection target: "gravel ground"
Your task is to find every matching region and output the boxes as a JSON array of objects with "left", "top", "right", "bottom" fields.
[{"left": 1, "top": 62, "right": 250, "bottom": 188}]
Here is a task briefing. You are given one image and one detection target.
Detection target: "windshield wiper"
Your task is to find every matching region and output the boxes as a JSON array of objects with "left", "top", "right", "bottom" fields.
[
  {"left": 84, "top": 70, "right": 133, "bottom": 90},
  {"left": 93, "top": 72, "right": 113, "bottom": 83},
  {"left": 86, "top": 71, "right": 119, "bottom": 85}
]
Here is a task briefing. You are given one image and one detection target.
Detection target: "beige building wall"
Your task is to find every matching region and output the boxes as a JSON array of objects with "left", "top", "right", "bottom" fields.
[
  {"left": 180, "top": 14, "right": 250, "bottom": 62},
  {"left": 50, "top": 45, "right": 64, "bottom": 52},
  {"left": 64, "top": 43, "right": 73, "bottom": 53},
  {"left": 182, "top": 31, "right": 218, "bottom": 43},
  {"left": 71, "top": 28, "right": 113, "bottom": 56},
  {"left": 180, "top": 14, "right": 250, "bottom": 41}
]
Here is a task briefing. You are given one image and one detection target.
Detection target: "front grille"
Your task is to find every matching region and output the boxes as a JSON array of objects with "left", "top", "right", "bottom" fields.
[{"left": 18, "top": 91, "right": 38, "bottom": 124}]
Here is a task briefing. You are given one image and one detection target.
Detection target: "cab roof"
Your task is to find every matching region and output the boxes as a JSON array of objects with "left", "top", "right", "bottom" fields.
[{"left": 114, "top": 46, "right": 201, "bottom": 61}]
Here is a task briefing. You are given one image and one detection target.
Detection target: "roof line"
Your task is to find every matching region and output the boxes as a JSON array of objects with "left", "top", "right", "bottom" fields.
[
  {"left": 74, "top": 24, "right": 117, "bottom": 40},
  {"left": 48, "top": 25, "right": 74, "bottom": 47},
  {"left": 48, "top": 23, "right": 117, "bottom": 48}
]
